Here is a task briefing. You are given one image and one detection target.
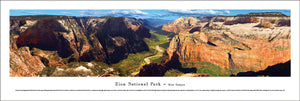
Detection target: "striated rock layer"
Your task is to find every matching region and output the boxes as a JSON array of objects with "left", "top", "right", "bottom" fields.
[
  {"left": 10, "top": 47, "right": 45, "bottom": 77},
  {"left": 162, "top": 15, "right": 290, "bottom": 35}
]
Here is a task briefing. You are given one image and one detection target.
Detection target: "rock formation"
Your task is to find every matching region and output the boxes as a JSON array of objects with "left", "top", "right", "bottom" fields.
[
  {"left": 10, "top": 16, "right": 151, "bottom": 76},
  {"left": 162, "top": 13, "right": 290, "bottom": 35},
  {"left": 10, "top": 47, "right": 45, "bottom": 77},
  {"left": 139, "top": 63, "right": 167, "bottom": 76},
  {"left": 160, "top": 12, "right": 290, "bottom": 74},
  {"left": 233, "top": 60, "right": 290, "bottom": 76},
  {"left": 162, "top": 17, "right": 204, "bottom": 34},
  {"left": 10, "top": 12, "right": 291, "bottom": 77}
]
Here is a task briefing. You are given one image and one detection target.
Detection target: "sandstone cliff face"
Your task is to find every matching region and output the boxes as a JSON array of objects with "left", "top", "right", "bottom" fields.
[
  {"left": 30, "top": 48, "right": 64, "bottom": 67},
  {"left": 244, "top": 12, "right": 287, "bottom": 16},
  {"left": 11, "top": 16, "right": 150, "bottom": 62},
  {"left": 10, "top": 47, "right": 45, "bottom": 77},
  {"left": 162, "top": 17, "right": 204, "bottom": 34},
  {"left": 10, "top": 16, "right": 151, "bottom": 76},
  {"left": 16, "top": 19, "right": 75, "bottom": 58},
  {"left": 254, "top": 17, "right": 290, "bottom": 28},
  {"left": 10, "top": 19, "right": 37, "bottom": 50},
  {"left": 165, "top": 32, "right": 290, "bottom": 71},
  {"left": 161, "top": 13, "right": 290, "bottom": 72},
  {"left": 162, "top": 16, "right": 290, "bottom": 35},
  {"left": 223, "top": 17, "right": 260, "bottom": 25},
  {"left": 91, "top": 17, "right": 150, "bottom": 63}
]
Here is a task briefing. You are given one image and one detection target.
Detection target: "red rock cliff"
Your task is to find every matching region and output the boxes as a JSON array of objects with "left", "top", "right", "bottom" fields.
[{"left": 161, "top": 13, "right": 290, "bottom": 72}]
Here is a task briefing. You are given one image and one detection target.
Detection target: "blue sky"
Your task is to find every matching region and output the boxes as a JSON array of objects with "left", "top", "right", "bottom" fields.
[{"left": 10, "top": 9, "right": 290, "bottom": 20}]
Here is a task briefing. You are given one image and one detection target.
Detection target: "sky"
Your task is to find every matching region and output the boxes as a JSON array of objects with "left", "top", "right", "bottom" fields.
[{"left": 10, "top": 9, "right": 290, "bottom": 20}]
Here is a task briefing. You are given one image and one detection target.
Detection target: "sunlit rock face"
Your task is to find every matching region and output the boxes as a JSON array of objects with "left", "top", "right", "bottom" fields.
[
  {"left": 10, "top": 47, "right": 45, "bottom": 77},
  {"left": 161, "top": 13, "right": 290, "bottom": 72}
]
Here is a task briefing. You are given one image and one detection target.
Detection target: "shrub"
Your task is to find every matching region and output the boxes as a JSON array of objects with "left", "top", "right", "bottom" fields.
[
  {"left": 195, "top": 62, "right": 228, "bottom": 76},
  {"left": 52, "top": 69, "right": 93, "bottom": 77},
  {"left": 150, "top": 56, "right": 162, "bottom": 64},
  {"left": 38, "top": 66, "right": 57, "bottom": 76},
  {"left": 164, "top": 69, "right": 184, "bottom": 77},
  {"left": 90, "top": 62, "right": 109, "bottom": 76},
  {"left": 159, "top": 42, "right": 170, "bottom": 49}
]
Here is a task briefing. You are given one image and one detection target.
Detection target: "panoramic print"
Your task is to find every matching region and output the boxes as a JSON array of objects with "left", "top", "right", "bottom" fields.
[{"left": 9, "top": 9, "right": 291, "bottom": 77}]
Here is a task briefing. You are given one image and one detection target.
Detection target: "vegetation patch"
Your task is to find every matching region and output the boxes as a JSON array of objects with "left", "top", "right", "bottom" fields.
[
  {"left": 164, "top": 69, "right": 184, "bottom": 77},
  {"left": 110, "top": 49, "right": 156, "bottom": 76},
  {"left": 181, "top": 62, "right": 248, "bottom": 76},
  {"left": 159, "top": 42, "right": 170, "bottom": 49},
  {"left": 145, "top": 30, "right": 169, "bottom": 47},
  {"left": 38, "top": 66, "right": 57, "bottom": 77},
  {"left": 268, "top": 46, "right": 290, "bottom": 51},
  {"left": 89, "top": 61, "right": 110, "bottom": 76},
  {"left": 150, "top": 56, "right": 162, "bottom": 64},
  {"left": 51, "top": 69, "right": 93, "bottom": 77}
]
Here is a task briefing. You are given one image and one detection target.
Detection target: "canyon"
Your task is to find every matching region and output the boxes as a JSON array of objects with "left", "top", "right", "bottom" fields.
[
  {"left": 10, "top": 12, "right": 291, "bottom": 77},
  {"left": 151, "top": 12, "right": 290, "bottom": 76},
  {"left": 10, "top": 16, "right": 150, "bottom": 76}
]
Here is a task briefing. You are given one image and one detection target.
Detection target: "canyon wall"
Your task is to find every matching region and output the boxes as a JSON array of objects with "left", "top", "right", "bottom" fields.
[
  {"left": 10, "top": 16, "right": 151, "bottom": 76},
  {"left": 160, "top": 13, "right": 290, "bottom": 73}
]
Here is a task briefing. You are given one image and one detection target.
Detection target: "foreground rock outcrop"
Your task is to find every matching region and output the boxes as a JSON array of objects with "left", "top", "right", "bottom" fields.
[
  {"left": 139, "top": 63, "right": 167, "bottom": 76},
  {"left": 10, "top": 47, "right": 45, "bottom": 77}
]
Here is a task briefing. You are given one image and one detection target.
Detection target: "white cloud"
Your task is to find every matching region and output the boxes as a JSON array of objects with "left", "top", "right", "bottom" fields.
[
  {"left": 60, "top": 11, "right": 72, "bottom": 15},
  {"left": 110, "top": 10, "right": 148, "bottom": 15},
  {"left": 103, "top": 10, "right": 148, "bottom": 18},
  {"left": 17, "top": 10, "right": 42, "bottom": 14},
  {"left": 76, "top": 10, "right": 148, "bottom": 18},
  {"left": 133, "top": 10, "right": 148, "bottom": 15},
  {"left": 224, "top": 10, "right": 230, "bottom": 14},
  {"left": 166, "top": 9, "right": 226, "bottom": 15},
  {"left": 77, "top": 10, "right": 102, "bottom": 16}
]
